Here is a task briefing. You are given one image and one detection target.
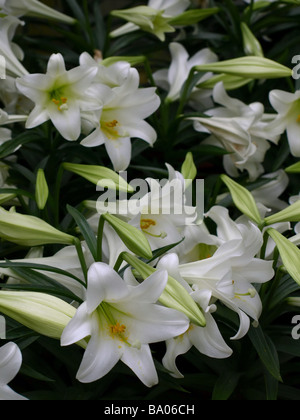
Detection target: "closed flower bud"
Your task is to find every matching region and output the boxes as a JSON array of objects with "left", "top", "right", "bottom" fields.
[{"left": 0, "top": 207, "right": 75, "bottom": 247}]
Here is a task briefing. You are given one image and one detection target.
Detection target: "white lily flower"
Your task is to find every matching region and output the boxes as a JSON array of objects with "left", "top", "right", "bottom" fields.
[
  {"left": 110, "top": 0, "right": 190, "bottom": 41},
  {"left": 269, "top": 89, "right": 300, "bottom": 157},
  {"left": 155, "top": 254, "right": 232, "bottom": 378},
  {"left": 0, "top": 127, "right": 12, "bottom": 145},
  {"left": 0, "top": 15, "right": 28, "bottom": 78},
  {"left": 0, "top": 244, "right": 94, "bottom": 300},
  {"left": 81, "top": 65, "right": 160, "bottom": 172},
  {"left": 192, "top": 82, "right": 281, "bottom": 181},
  {"left": 87, "top": 164, "right": 198, "bottom": 264},
  {"left": 0, "top": 0, "right": 75, "bottom": 24},
  {"left": 153, "top": 42, "right": 217, "bottom": 108},
  {"left": 178, "top": 206, "right": 274, "bottom": 339},
  {"left": 61, "top": 263, "right": 189, "bottom": 386},
  {"left": 16, "top": 53, "right": 100, "bottom": 141},
  {"left": 0, "top": 75, "right": 33, "bottom": 115},
  {"left": 0, "top": 342, "right": 27, "bottom": 400}
]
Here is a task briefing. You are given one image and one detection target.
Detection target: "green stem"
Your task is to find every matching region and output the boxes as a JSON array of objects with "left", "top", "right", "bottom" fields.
[
  {"left": 96, "top": 215, "right": 106, "bottom": 263},
  {"left": 74, "top": 238, "right": 88, "bottom": 284},
  {"left": 54, "top": 164, "right": 65, "bottom": 228}
]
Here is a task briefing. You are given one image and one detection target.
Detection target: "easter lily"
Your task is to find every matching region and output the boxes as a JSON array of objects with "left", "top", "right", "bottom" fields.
[
  {"left": 178, "top": 206, "right": 274, "bottom": 339},
  {"left": 269, "top": 89, "right": 300, "bottom": 157},
  {"left": 192, "top": 82, "right": 280, "bottom": 180},
  {"left": 153, "top": 42, "right": 217, "bottom": 108},
  {"left": 16, "top": 53, "right": 99, "bottom": 141},
  {"left": 110, "top": 0, "right": 190, "bottom": 41},
  {"left": 81, "top": 65, "right": 160, "bottom": 172},
  {"left": 61, "top": 263, "right": 189, "bottom": 386},
  {"left": 0, "top": 342, "right": 27, "bottom": 400},
  {"left": 156, "top": 254, "right": 233, "bottom": 379},
  {"left": 0, "top": 15, "right": 28, "bottom": 78},
  {"left": 0, "top": 0, "right": 76, "bottom": 24}
]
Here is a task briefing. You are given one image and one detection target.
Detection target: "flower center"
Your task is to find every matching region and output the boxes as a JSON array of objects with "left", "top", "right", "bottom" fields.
[
  {"left": 101, "top": 119, "right": 121, "bottom": 140},
  {"left": 140, "top": 218, "right": 167, "bottom": 239},
  {"left": 50, "top": 89, "right": 69, "bottom": 112}
]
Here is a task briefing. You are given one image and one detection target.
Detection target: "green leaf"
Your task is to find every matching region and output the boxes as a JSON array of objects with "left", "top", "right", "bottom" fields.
[
  {"left": 212, "top": 371, "right": 241, "bottom": 400},
  {"left": 169, "top": 8, "right": 220, "bottom": 26},
  {"left": 248, "top": 325, "right": 282, "bottom": 382},
  {"left": 67, "top": 204, "right": 98, "bottom": 261}
]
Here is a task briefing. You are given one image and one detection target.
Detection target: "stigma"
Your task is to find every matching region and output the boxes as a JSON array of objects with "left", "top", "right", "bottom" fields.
[{"left": 52, "top": 96, "right": 68, "bottom": 112}]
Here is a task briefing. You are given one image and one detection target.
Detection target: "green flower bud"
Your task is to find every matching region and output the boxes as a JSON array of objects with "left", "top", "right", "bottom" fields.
[
  {"left": 221, "top": 175, "right": 262, "bottom": 225},
  {"left": 62, "top": 163, "right": 133, "bottom": 193},
  {"left": 35, "top": 169, "right": 49, "bottom": 210},
  {"left": 0, "top": 207, "right": 75, "bottom": 247},
  {"left": 195, "top": 56, "right": 292, "bottom": 79},
  {"left": 0, "top": 291, "right": 76, "bottom": 340},
  {"left": 267, "top": 228, "right": 300, "bottom": 286},
  {"left": 122, "top": 253, "right": 206, "bottom": 328},
  {"left": 103, "top": 214, "right": 153, "bottom": 260}
]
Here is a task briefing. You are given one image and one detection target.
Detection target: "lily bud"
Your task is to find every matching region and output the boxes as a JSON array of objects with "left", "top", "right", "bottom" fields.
[
  {"left": 0, "top": 291, "right": 77, "bottom": 340},
  {"left": 111, "top": 6, "right": 175, "bottom": 41},
  {"left": 241, "top": 22, "right": 264, "bottom": 57},
  {"left": 195, "top": 56, "right": 292, "bottom": 79},
  {"left": 265, "top": 201, "right": 300, "bottom": 225},
  {"left": 62, "top": 163, "right": 133, "bottom": 193},
  {"left": 181, "top": 152, "right": 197, "bottom": 189},
  {"left": 267, "top": 228, "right": 300, "bottom": 286},
  {"left": 35, "top": 168, "right": 49, "bottom": 210},
  {"left": 102, "top": 214, "right": 153, "bottom": 260},
  {"left": 0, "top": 207, "right": 75, "bottom": 246},
  {"left": 221, "top": 175, "right": 262, "bottom": 225},
  {"left": 122, "top": 253, "right": 206, "bottom": 327}
]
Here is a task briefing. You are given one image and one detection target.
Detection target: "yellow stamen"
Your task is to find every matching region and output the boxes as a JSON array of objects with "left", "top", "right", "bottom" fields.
[
  {"left": 297, "top": 115, "right": 300, "bottom": 123},
  {"left": 101, "top": 120, "right": 120, "bottom": 140},
  {"left": 140, "top": 219, "right": 156, "bottom": 230},
  {"left": 52, "top": 96, "right": 68, "bottom": 112},
  {"left": 109, "top": 322, "right": 129, "bottom": 344}
]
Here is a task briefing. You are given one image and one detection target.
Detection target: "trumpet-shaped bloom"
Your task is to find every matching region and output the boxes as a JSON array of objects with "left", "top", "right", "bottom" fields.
[
  {"left": 87, "top": 164, "right": 198, "bottom": 265},
  {"left": 178, "top": 206, "right": 274, "bottom": 339},
  {"left": 0, "top": 342, "right": 27, "bottom": 401},
  {"left": 269, "top": 89, "right": 300, "bottom": 157},
  {"left": 156, "top": 254, "right": 232, "bottom": 378},
  {"left": 61, "top": 263, "right": 189, "bottom": 386},
  {"left": 0, "top": 15, "right": 28, "bottom": 78},
  {"left": 192, "top": 82, "right": 281, "bottom": 181},
  {"left": 154, "top": 42, "right": 217, "bottom": 107},
  {"left": 0, "top": 0, "right": 75, "bottom": 24},
  {"left": 110, "top": 0, "right": 190, "bottom": 41},
  {"left": 16, "top": 53, "right": 99, "bottom": 141},
  {"left": 81, "top": 64, "right": 160, "bottom": 172}
]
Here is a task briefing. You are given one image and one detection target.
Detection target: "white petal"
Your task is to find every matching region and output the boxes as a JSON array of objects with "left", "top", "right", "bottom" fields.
[
  {"left": 0, "top": 342, "right": 22, "bottom": 386},
  {"left": 104, "top": 136, "right": 132, "bottom": 172},
  {"left": 121, "top": 345, "right": 158, "bottom": 387},
  {"left": 61, "top": 303, "right": 93, "bottom": 346},
  {"left": 163, "top": 336, "right": 192, "bottom": 379},
  {"left": 76, "top": 331, "right": 121, "bottom": 383},
  {"left": 48, "top": 101, "right": 81, "bottom": 141},
  {"left": 86, "top": 263, "right": 129, "bottom": 313}
]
